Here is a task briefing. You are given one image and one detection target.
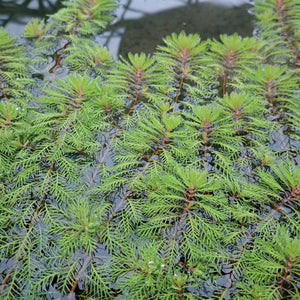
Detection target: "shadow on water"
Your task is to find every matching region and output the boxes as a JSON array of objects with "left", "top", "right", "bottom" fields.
[
  {"left": 110, "top": 1, "right": 254, "bottom": 58},
  {"left": 0, "top": 0, "right": 62, "bottom": 29},
  {"left": 1, "top": 0, "right": 254, "bottom": 60}
]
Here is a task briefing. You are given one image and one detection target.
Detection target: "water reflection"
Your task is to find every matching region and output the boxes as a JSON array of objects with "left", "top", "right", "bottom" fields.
[
  {"left": 0, "top": 0, "right": 62, "bottom": 35},
  {"left": 100, "top": 0, "right": 254, "bottom": 58},
  {"left": 1, "top": 0, "right": 254, "bottom": 59}
]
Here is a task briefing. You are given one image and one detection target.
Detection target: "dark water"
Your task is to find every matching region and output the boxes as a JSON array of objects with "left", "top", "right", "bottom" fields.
[
  {"left": 109, "top": 1, "right": 254, "bottom": 58},
  {"left": 0, "top": 0, "right": 62, "bottom": 34},
  {"left": 1, "top": 0, "right": 254, "bottom": 58}
]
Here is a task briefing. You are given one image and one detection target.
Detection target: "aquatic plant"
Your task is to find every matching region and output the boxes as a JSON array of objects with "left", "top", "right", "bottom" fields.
[{"left": 0, "top": 0, "right": 299, "bottom": 298}]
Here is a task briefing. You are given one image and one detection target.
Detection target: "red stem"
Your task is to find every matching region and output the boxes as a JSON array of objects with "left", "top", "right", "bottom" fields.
[
  {"left": 30, "top": 161, "right": 55, "bottom": 225},
  {"left": 173, "top": 48, "right": 188, "bottom": 112},
  {"left": 0, "top": 160, "right": 55, "bottom": 290},
  {"left": 172, "top": 188, "right": 194, "bottom": 238},
  {"left": 51, "top": 40, "right": 69, "bottom": 80},
  {"left": 221, "top": 185, "right": 300, "bottom": 296},
  {"left": 266, "top": 78, "right": 288, "bottom": 150},
  {"left": 178, "top": 260, "right": 195, "bottom": 272},
  {"left": 67, "top": 131, "right": 170, "bottom": 296},
  {"left": 203, "top": 120, "right": 210, "bottom": 168},
  {"left": 1, "top": 112, "right": 79, "bottom": 291},
  {"left": 105, "top": 104, "right": 121, "bottom": 129},
  {"left": 222, "top": 50, "right": 235, "bottom": 97},
  {"left": 271, "top": 186, "right": 300, "bottom": 216},
  {"left": 278, "top": 256, "right": 294, "bottom": 290},
  {"left": 224, "top": 230, "right": 252, "bottom": 291},
  {"left": 67, "top": 254, "right": 93, "bottom": 300},
  {"left": 178, "top": 289, "right": 183, "bottom": 300},
  {"left": 107, "top": 133, "right": 168, "bottom": 222},
  {"left": 127, "top": 67, "right": 142, "bottom": 115},
  {"left": 276, "top": 0, "right": 300, "bottom": 68},
  {"left": 267, "top": 79, "right": 278, "bottom": 121},
  {"left": 173, "top": 77, "right": 184, "bottom": 112}
]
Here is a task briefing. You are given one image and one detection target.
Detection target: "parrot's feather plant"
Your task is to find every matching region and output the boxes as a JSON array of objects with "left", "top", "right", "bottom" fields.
[{"left": 0, "top": 0, "right": 299, "bottom": 299}]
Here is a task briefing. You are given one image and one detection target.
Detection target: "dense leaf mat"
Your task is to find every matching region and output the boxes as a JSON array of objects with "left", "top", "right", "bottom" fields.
[{"left": 0, "top": 0, "right": 299, "bottom": 298}]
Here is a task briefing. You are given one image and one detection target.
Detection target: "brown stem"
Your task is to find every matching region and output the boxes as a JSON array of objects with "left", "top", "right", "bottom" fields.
[
  {"left": 221, "top": 185, "right": 300, "bottom": 297},
  {"left": 278, "top": 256, "right": 294, "bottom": 290},
  {"left": 178, "top": 288, "right": 183, "bottom": 300},
  {"left": 65, "top": 130, "right": 124, "bottom": 297},
  {"left": 29, "top": 160, "right": 55, "bottom": 227},
  {"left": 0, "top": 227, "right": 35, "bottom": 291},
  {"left": 222, "top": 50, "right": 235, "bottom": 97},
  {"left": 51, "top": 40, "right": 69, "bottom": 80},
  {"left": 0, "top": 114, "right": 77, "bottom": 291},
  {"left": 50, "top": 3, "right": 100, "bottom": 81},
  {"left": 178, "top": 260, "right": 195, "bottom": 272},
  {"left": 127, "top": 92, "right": 140, "bottom": 115},
  {"left": 231, "top": 108, "right": 254, "bottom": 181},
  {"left": 107, "top": 133, "right": 168, "bottom": 222},
  {"left": 173, "top": 47, "right": 188, "bottom": 112},
  {"left": 67, "top": 254, "right": 93, "bottom": 300},
  {"left": 249, "top": 161, "right": 266, "bottom": 178},
  {"left": 276, "top": 0, "right": 300, "bottom": 68},
  {"left": 172, "top": 188, "right": 194, "bottom": 238},
  {"left": 266, "top": 78, "right": 288, "bottom": 150},
  {"left": 66, "top": 131, "right": 169, "bottom": 296},
  {"left": 107, "top": 190, "right": 133, "bottom": 223},
  {"left": 19, "top": 143, "right": 36, "bottom": 151},
  {"left": 221, "top": 230, "right": 252, "bottom": 297},
  {"left": 105, "top": 105, "right": 122, "bottom": 129},
  {"left": 173, "top": 77, "right": 185, "bottom": 112},
  {"left": 270, "top": 186, "right": 300, "bottom": 217},
  {"left": 0, "top": 160, "right": 55, "bottom": 290},
  {"left": 203, "top": 120, "right": 210, "bottom": 168},
  {"left": 127, "top": 67, "right": 142, "bottom": 115},
  {"left": 234, "top": 107, "right": 241, "bottom": 135},
  {"left": 86, "top": 68, "right": 148, "bottom": 192},
  {"left": 267, "top": 79, "right": 278, "bottom": 121}
]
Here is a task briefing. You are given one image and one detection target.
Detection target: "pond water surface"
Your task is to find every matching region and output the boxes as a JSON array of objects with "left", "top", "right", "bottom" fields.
[
  {"left": 1, "top": 0, "right": 254, "bottom": 58},
  {"left": 103, "top": 0, "right": 254, "bottom": 58}
]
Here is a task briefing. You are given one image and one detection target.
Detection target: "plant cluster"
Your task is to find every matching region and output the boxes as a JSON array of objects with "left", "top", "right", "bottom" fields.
[{"left": 0, "top": 0, "right": 299, "bottom": 299}]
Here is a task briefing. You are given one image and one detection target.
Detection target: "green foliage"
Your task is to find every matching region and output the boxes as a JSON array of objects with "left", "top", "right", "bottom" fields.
[
  {"left": 0, "top": 28, "right": 33, "bottom": 100},
  {"left": 203, "top": 34, "right": 261, "bottom": 97},
  {"left": 0, "top": 0, "right": 300, "bottom": 299},
  {"left": 254, "top": 0, "right": 300, "bottom": 66}
]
